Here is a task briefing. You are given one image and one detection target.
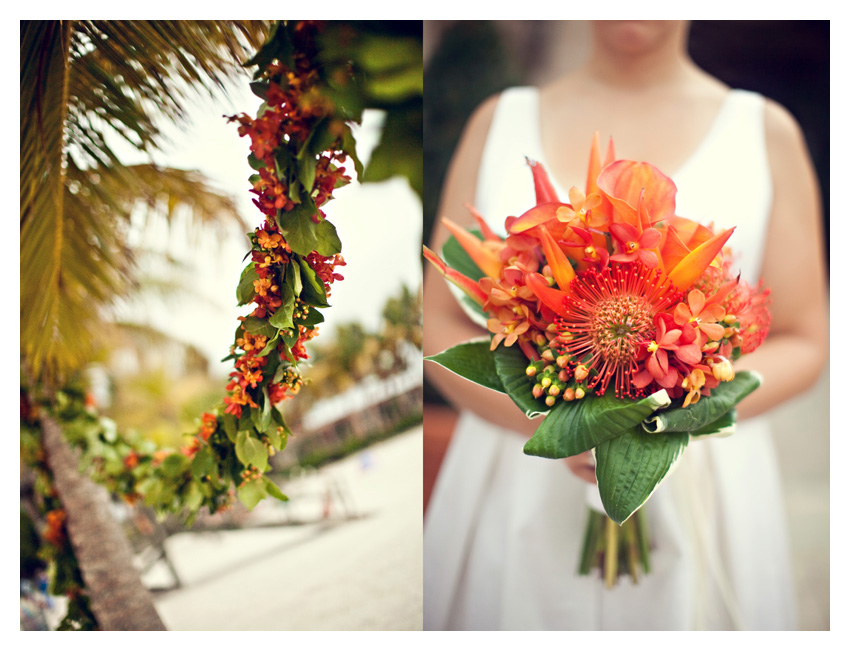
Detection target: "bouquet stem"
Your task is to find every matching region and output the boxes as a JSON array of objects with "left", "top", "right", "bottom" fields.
[{"left": 578, "top": 506, "right": 651, "bottom": 587}]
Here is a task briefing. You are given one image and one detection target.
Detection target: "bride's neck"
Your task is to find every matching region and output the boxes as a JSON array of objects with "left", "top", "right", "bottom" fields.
[{"left": 581, "top": 32, "right": 694, "bottom": 91}]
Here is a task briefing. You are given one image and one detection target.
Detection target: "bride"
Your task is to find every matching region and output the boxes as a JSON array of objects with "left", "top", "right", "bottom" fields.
[{"left": 423, "top": 20, "right": 827, "bottom": 630}]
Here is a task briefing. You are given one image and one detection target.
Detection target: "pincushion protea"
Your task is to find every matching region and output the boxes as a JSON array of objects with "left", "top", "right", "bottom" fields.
[{"left": 554, "top": 263, "right": 682, "bottom": 399}]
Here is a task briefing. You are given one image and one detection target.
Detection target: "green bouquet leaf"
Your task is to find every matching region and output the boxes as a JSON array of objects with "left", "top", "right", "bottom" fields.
[
  {"left": 690, "top": 409, "right": 737, "bottom": 438},
  {"left": 595, "top": 428, "right": 690, "bottom": 525},
  {"left": 524, "top": 389, "right": 671, "bottom": 459},
  {"left": 441, "top": 230, "right": 488, "bottom": 323},
  {"left": 493, "top": 343, "right": 552, "bottom": 418},
  {"left": 641, "top": 371, "right": 761, "bottom": 433},
  {"left": 425, "top": 338, "right": 504, "bottom": 394}
]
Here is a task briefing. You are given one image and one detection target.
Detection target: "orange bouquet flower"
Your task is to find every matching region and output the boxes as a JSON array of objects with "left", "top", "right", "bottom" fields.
[{"left": 425, "top": 134, "right": 770, "bottom": 586}]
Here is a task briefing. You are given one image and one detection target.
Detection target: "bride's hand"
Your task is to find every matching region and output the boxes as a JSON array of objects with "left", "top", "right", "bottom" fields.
[{"left": 565, "top": 451, "right": 597, "bottom": 484}]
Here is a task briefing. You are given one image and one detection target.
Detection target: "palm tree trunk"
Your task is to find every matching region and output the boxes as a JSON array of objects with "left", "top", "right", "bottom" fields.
[{"left": 41, "top": 415, "right": 167, "bottom": 631}]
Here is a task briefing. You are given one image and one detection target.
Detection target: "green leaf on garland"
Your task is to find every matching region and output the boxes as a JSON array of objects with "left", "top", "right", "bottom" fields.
[
  {"left": 249, "top": 81, "right": 269, "bottom": 100},
  {"left": 298, "top": 257, "right": 330, "bottom": 307},
  {"left": 266, "top": 423, "right": 283, "bottom": 450},
  {"left": 159, "top": 453, "right": 190, "bottom": 478},
  {"left": 299, "top": 118, "right": 336, "bottom": 159},
  {"left": 236, "top": 262, "right": 260, "bottom": 306},
  {"left": 191, "top": 446, "right": 214, "bottom": 480},
  {"left": 222, "top": 413, "right": 237, "bottom": 443},
  {"left": 425, "top": 339, "right": 504, "bottom": 394},
  {"left": 259, "top": 386, "right": 272, "bottom": 433},
  {"left": 275, "top": 144, "right": 295, "bottom": 181},
  {"left": 298, "top": 154, "right": 318, "bottom": 195},
  {"left": 237, "top": 478, "right": 266, "bottom": 510},
  {"left": 288, "top": 259, "right": 303, "bottom": 297},
  {"left": 263, "top": 476, "right": 289, "bottom": 502},
  {"left": 298, "top": 306, "right": 325, "bottom": 327},
  {"left": 269, "top": 285, "right": 296, "bottom": 331},
  {"left": 642, "top": 371, "right": 761, "bottom": 433},
  {"left": 595, "top": 427, "right": 690, "bottom": 525},
  {"left": 235, "top": 431, "right": 269, "bottom": 471},
  {"left": 243, "top": 21, "right": 294, "bottom": 76},
  {"left": 183, "top": 482, "right": 204, "bottom": 514},
  {"left": 279, "top": 200, "right": 320, "bottom": 256},
  {"left": 257, "top": 332, "right": 280, "bottom": 357},
  {"left": 361, "top": 104, "right": 423, "bottom": 198},
  {"left": 247, "top": 152, "right": 265, "bottom": 171},
  {"left": 340, "top": 123, "right": 364, "bottom": 180},
  {"left": 524, "top": 390, "right": 671, "bottom": 459},
  {"left": 242, "top": 316, "right": 277, "bottom": 339},
  {"left": 237, "top": 405, "right": 253, "bottom": 434},
  {"left": 315, "top": 218, "right": 342, "bottom": 257},
  {"left": 493, "top": 342, "right": 552, "bottom": 418}
]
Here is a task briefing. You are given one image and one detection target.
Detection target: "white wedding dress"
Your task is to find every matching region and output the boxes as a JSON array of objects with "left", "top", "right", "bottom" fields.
[{"left": 424, "top": 88, "right": 797, "bottom": 630}]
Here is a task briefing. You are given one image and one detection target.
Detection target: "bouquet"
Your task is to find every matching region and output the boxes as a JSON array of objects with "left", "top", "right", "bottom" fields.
[{"left": 424, "top": 134, "right": 771, "bottom": 587}]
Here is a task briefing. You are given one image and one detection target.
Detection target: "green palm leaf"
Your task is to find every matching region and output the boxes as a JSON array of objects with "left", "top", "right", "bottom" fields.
[{"left": 20, "top": 20, "right": 267, "bottom": 384}]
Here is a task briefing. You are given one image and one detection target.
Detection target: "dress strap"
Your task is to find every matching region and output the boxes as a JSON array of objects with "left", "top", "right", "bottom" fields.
[
  {"left": 475, "top": 87, "right": 543, "bottom": 233},
  {"left": 672, "top": 89, "right": 772, "bottom": 284}
]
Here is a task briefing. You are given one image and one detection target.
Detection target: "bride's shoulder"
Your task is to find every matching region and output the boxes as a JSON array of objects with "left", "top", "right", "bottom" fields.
[
  {"left": 463, "top": 88, "right": 530, "bottom": 138},
  {"left": 763, "top": 97, "right": 806, "bottom": 148},
  {"left": 453, "top": 88, "right": 527, "bottom": 166}
]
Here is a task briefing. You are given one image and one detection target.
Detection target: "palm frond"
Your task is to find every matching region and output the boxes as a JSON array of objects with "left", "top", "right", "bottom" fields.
[
  {"left": 21, "top": 20, "right": 266, "bottom": 384},
  {"left": 109, "top": 321, "right": 211, "bottom": 376}
]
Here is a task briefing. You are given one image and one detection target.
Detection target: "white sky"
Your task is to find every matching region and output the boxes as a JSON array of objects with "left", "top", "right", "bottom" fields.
[{"left": 115, "top": 77, "right": 422, "bottom": 378}]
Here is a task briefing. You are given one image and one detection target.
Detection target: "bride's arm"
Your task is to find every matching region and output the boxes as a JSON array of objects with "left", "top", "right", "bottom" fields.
[
  {"left": 424, "top": 95, "right": 543, "bottom": 437},
  {"left": 732, "top": 99, "right": 828, "bottom": 419}
]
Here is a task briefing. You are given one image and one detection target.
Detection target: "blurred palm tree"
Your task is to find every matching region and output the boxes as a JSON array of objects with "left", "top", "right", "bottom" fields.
[
  {"left": 381, "top": 284, "right": 423, "bottom": 350},
  {"left": 20, "top": 20, "right": 267, "bottom": 630},
  {"left": 21, "top": 20, "right": 268, "bottom": 385}
]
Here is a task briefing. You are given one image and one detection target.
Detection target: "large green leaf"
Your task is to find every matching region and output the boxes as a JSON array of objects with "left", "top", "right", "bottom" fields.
[
  {"left": 524, "top": 389, "right": 671, "bottom": 459},
  {"left": 236, "top": 261, "right": 260, "bottom": 306},
  {"left": 595, "top": 428, "right": 690, "bottom": 525},
  {"left": 314, "top": 218, "right": 342, "bottom": 257},
  {"left": 279, "top": 200, "right": 320, "bottom": 256},
  {"left": 492, "top": 343, "right": 551, "bottom": 418},
  {"left": 237, "top": 478, "right": 266, "bottom": 510},
  {"left": 641, "top": 371, "right": 761, "bottom": 433},
  {"left": 269, "top": 283, "right": 296, "bottom": 331},
  {"left": 690, "top": 409, "right": 737, "bottom": 438},
  {"left": 235, "top": 431, "right": 269, "bottom": 471},
  {"left": 425, "top": 339, "right": 504, "bottom": 394},
  {"left": 279, "top": 200, "right": 342, "bottom": 258},
  {"left": 241, "top": 316, "right": 277, "bottom": 339},
  {"left": 298, "top": 257, "right": 329, "bottom": 307}
]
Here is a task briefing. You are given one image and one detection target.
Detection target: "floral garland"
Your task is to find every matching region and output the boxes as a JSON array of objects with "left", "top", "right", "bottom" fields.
[{"left": 20, "top": 22, "right": 372, "bottom": 627}]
